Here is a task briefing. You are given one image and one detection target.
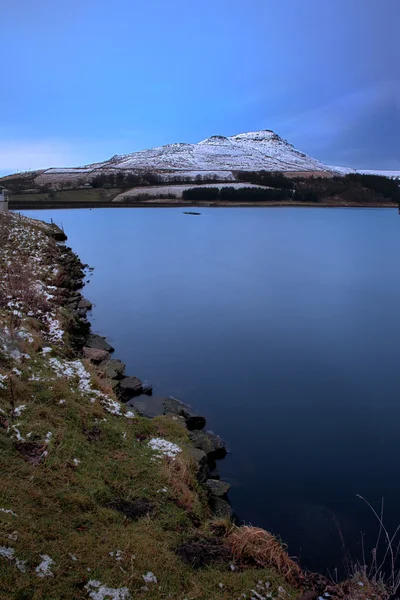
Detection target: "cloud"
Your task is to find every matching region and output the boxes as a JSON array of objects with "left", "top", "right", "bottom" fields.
[{"left": 271, "top": 80, "right": 397, "bottom": 149}]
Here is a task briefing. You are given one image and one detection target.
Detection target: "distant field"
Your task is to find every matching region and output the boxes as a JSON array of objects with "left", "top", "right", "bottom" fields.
[{"left": 10, "top": 188, "right": 122, "bottom": 205}]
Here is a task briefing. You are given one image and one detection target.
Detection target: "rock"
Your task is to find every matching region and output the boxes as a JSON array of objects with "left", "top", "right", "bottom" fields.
[
  {"left": 78, "top": 298, "right": 92, "bottom": 310},
  {"left": 126, "top": 395, "right": 165, "bottom": 417},
  {"left": 85, "top": 334, "right": 114, "bottom": 353},
  {"left": 108, "top": 379, "right": 121, "bottom": 393},
  {"left": 189, "top": 430, "right": 215, "bottom": 456},
  {"left": 49, "top": 224, "right": 67, "bottom": 241},
  {"left": 207, "top": 467, "right": 220, "bottom": 480},
  {"left": 205, "top": 431, "right": 227, "bottom": 459},
  {"left": 141, "top": 383, "right": 153, "bottom": 395},
  {"left": 187, "top": 446, "right": 207, "bottom": 468},
  {"left": 205, "top": 479, "right": 230, "bottom": 497},
  {"left": 209, "top": 497, "right": 234, "bottom": 519},
  {"left": 124, "top": 396, "right": 204, "bottom": 433},
  {"left": 82, "top": 347, "right": 110, "bottom": 364},
  {"left": 163, "top": 397, "right": 206, "bottom": 430},
  {"left": 189, "top": 430, "right": 227, "bottom": 459},
  {"left": 98, "top": 359, "right": 126, "bottom": 379},
  {"left": 186, "top": 447, "right": 208, "bottom": 482},
  {"left": 119, "top": 376, "right": 143, "bottom": 399},
  {"left": 164, "top": 414, "right": 187, "bottom": 429}
]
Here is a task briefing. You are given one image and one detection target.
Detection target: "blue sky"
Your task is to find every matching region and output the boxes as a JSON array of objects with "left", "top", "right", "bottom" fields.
[{"left": 0, "top": 0, "right": 398, "bottom": 176}]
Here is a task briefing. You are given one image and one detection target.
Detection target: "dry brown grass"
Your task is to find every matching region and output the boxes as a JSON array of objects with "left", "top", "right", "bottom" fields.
[
  {"left": 163, "top": 452, "right": 203, "bottom": 513},
  {"left": 225, "top": 525, "right": 303, "bottom": 584}
]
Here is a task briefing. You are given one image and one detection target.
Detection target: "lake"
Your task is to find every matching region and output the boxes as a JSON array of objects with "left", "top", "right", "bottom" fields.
[{"left": 21, "top": 206, "right": 400, "bottom": 574}]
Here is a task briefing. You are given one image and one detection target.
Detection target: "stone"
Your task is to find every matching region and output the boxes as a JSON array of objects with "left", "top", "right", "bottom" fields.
[
  {"left": 205, "top": 431, "right": 227, "bottom": 459},
  {"left": 189, "top": 430, "right": 215, "bottom": 456},
  {"left": 82, "top": 347, "right": 110, "bottom": 364},
  {"left": 126, "top": 395, "right": 165, "bottom": 418},
  {"left": 98, "top": 359, "right": 126, "bottom": 380},
  {"left": 186, "top": 446, "right": 208, "bottom": 482},
  {"left": 188, "top": 430, "right": 227, "bottom": 459},
  {"left": 119, "top": 376, "right": 143, "bottom": 399},
  {"left": 78, "top": 298, "right": 92, "bottom": 310},
  {"left": 85, "top": 334, "right": 114, "bottom": 353},
  {"left": 163, "top": 397, "right": 206, "bottom": 430},
  {"left": 187, "top": 446, "right": 207, "bottom": 468},
  {"left": 205, "top": 479, "right": 231, "bottom": 497},
  {"left": 108, "top": 379, "right": 121, "bottom": 393},
  {"left": 209, "top": 497, "right": 234, "bottom": 519},
  {"left": 207, "top": 467, "right": 220, "bottom": 480},
  {"left": 141, "top": 383, "right": 153, "bottom": 395}
]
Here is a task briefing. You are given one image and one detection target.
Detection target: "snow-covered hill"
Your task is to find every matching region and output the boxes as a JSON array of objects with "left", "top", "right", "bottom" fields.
[{"left": 41, "top": 130, "right": 332, "bottom": 180}]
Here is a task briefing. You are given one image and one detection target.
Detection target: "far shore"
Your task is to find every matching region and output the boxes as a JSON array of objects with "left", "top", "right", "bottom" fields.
[{"left": 9, "top": 199, "right": 398, "bottom": 210}]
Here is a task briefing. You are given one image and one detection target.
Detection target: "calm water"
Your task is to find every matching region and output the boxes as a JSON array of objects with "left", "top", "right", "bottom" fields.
[{"left": 22, "top": 207, "right": 400, "bottom": 574}]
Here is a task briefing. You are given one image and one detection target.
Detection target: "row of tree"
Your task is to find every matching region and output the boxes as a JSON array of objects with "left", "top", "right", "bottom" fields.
[
  {"left": 234, "top": 170, "right": 294, "bottom": 189},
  {"left": 182, "top": 187, "right": 299, "bottom": 202}
]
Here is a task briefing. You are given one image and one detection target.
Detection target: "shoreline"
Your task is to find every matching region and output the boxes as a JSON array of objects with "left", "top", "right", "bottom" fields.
[{"left": 10, "top": 200, "right": 398, "bottom": 210}]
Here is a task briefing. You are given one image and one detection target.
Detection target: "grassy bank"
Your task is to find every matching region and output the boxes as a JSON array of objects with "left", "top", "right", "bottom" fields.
[{"left": 0, "top": 212, "right": 392, "bottom": 599}]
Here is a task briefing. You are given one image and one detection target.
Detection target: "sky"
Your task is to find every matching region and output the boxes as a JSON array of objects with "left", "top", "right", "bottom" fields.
[{"left": 0, "top": 0, "right": 398, "bottom": 176}]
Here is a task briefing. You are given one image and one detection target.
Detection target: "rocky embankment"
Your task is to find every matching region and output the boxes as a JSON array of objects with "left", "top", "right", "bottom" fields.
[
  {"left": 0, "top": 212, "right": 389, "bottom": 600},
  {"left": 60, "top": 244, "right": 234, "bottom": 519}
]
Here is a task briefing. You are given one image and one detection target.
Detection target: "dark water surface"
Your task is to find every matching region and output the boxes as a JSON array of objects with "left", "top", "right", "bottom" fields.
[{"left": 22, "top": 207, "right": 400, "bottom": 574}]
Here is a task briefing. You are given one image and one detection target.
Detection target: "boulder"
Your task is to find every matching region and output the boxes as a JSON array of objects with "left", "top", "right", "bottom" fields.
[
  {"left": 163, "top": 397, "right": 206, "bottom": 430},
  {"left": 187, "top": 446, "right": 207, "bottom": 468},
  {"left": 187, "top": 447, "right": 208, "bottom": 483},
  {"left": 82, "top": 347, "right": 110, "bottom": 364},
  {"left": 85, "top": 334, "right": 114, "bottom": 353},
  {"left": 78, "top": 298, "right": 92, "bottom": 310},
  {"left": 98, "top": 359, "right": 126, "bottom": 380},
  {"left": 141, "top": 382, "right": 153, "bottom": 395},
  {"left": 205, "top": 431, "right": 227, "bottom": 459},
  {"left": 209, "top": 497, "right": 234, "bottom": 519},
  {"left": 189, "top": 430, "right": 227, "bottom": 459},
  {"left": 189, "top": 430, "right": 215, "bottom": 456},
  {"left": 207, "top": 466, "right": 220, "bottom": 480},
  {"left": 119, "top": 376, "right": 143, "bottom": 399},
  {"left": 125, "top": 396, "right": 204, "bottom": 432},
  {"left": 205, "top": 479, "right": 230, "bottom": 497},
  {"left": 126, "top": 396, "right": 165, "bottom": 418},
  {"left": 108, "top": 379, "right": 121, "bottom": 393}
]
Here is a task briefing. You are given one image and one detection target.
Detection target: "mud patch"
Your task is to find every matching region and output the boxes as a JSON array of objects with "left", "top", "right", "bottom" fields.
[
  {"left": 175, "top": 537, "right": 232, "bottom": 569},
  {"left": 15, "top": 441, "right": 47, "bottom": 465},
  {"left": 83, "top": 426, "right": 101, "bottom": 442},
  {"left": 108, "top": 497, "right": 155, "bottom": 521}
]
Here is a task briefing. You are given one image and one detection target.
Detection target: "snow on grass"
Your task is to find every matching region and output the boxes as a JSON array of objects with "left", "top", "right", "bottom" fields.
[
  {"left": 109, "top": 549, "right": 123, "bottom": 561},
  {"left": 142, "top": 571, "right": 158, "bottom": 584},
  {"left": 48, "top": 356, "right": 131, "bottom": 418},
  {"left": 35, "top": 554, "right": 54, "bottom": 578},
  {"left": 0, "top": 508, "right": 17, "bottom": 517},
  {"left": 148, "top": 438, "right": 181, "bottom": 459},
  {"left": 16, "top": 329, "right": 34, "bottom": 343},
  {"left": 13, "top": 405, "right": 26, "bottom": 417},
  {"left": 10, "top": 425, "right": 25, "bottom": 442},
  {"left": 0, "top": 546, "right": 27, "bottom": 572},
  {"left": 85, "top": 580, "right": 131, "bottom": 599}
]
